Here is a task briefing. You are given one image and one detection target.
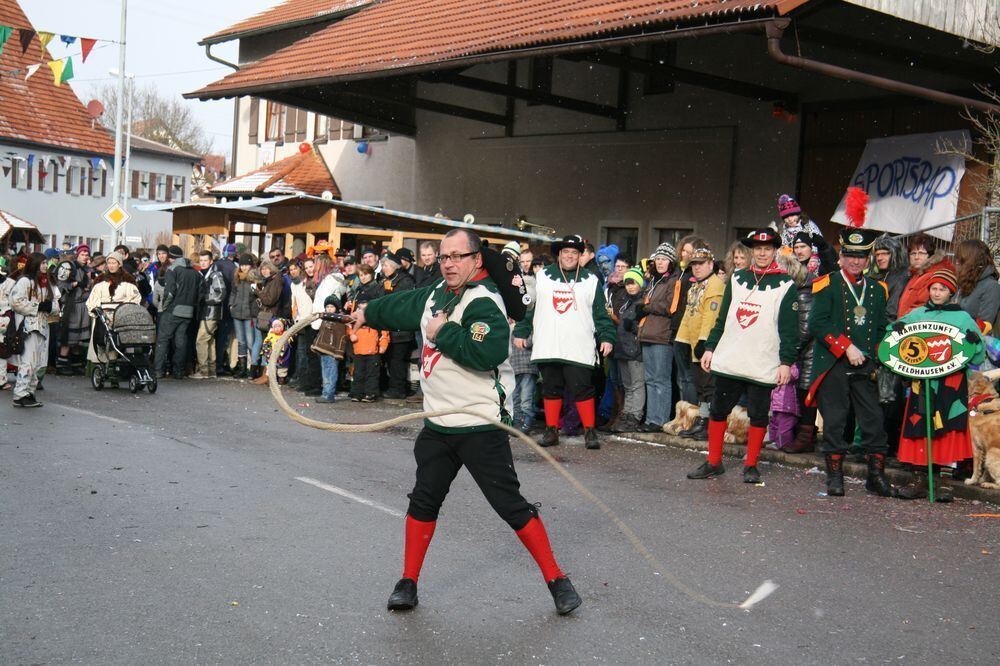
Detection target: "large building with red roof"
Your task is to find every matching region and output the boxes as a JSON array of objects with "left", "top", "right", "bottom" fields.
[{"left": 190, "top": 0, "right": 997, "bottom": 256}]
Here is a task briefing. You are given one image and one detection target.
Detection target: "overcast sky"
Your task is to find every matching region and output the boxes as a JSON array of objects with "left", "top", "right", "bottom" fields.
[{"left": 20, "top": 0, "right": 279, "bottom": 159}]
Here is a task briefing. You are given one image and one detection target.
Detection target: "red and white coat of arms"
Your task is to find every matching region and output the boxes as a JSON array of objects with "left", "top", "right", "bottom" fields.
[
  {"left": 420, "top": 344, "right": 443, "bottom": 378},
  {"left": 735, "top": 301, "right": 761, "bottom": 329},
  {"left": 926, "top": 334, "right": 953, "bottom": 364}
]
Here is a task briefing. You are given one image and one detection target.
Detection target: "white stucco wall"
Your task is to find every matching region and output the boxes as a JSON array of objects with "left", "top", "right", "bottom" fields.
[{"left": 0, "top": 141, "right": 196, "bottom": 250}]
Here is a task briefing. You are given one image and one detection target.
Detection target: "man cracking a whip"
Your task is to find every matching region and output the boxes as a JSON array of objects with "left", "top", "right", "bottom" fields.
[
  {"left": 688, "top": 228, "right": 799, "bottom": 484},
  {"left": 353, "top": 229, "right": 582, "bottom": 615}
]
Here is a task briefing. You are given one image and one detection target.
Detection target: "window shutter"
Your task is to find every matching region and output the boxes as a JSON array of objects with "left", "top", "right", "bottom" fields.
[
  {"left": 148, "top": 172, "right": 157, "bottom": 200},
  {"left": 342, "top": 120, "right": 354, "bottom": 139},
  {"left": 27, "top": 162, "right": 32, "bottom": 190},
  {"left": 248, "top": 98, "right": 259, "bottom": 143},
  {"left": 329, "top": 119, "right": 340, "bottom": 140},
  {"left": 165, "top": 175, "right": 174, "bottom": 202},
  {"left": 131, "top": 170, "right": 139, "bottom": 199},
  {"left": 284, "top": 109, "right": 296, "bottom": 143},
  {"left": 295, "top": 109, "right": 308, "bottom": 141}
]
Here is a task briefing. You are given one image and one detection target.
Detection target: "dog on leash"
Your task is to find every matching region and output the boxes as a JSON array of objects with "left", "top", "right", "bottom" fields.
[
  {"left": 967, "top": 369, "right": 1000, "bottom": 489},
  {"left": 662, "top": 401, "right": 749, "bottom": 444}
]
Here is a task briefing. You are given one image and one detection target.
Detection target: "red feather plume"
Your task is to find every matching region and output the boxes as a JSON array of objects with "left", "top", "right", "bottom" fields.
[{"left": 845, "top": 187, "right": 868, "bottom": 228}]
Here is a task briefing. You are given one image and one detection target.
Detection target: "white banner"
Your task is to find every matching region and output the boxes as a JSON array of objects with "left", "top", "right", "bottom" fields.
[{"left": 831, "top": 130, "right": 969, "bottom": 241}]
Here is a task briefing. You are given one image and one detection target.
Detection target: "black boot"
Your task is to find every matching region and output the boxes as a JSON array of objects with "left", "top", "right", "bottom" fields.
[
  {"left": 743, "top": 466, "right": 761, "bottom": 484},
  {"left": 387, "top": 578, "right": 418, "bottom": 610},
  {"left": 249, "top": 364, "right": 261, "bottom": 380},
  {"left": 547, "top": 576, "right": 582, "bottom": 615},
  {"left": 687, "top": 460, "right": 725, "bottom": 479},
  {"left": 584, "top": 428, "right": 600, "bottom": 450},
  {"left": 234, "top": 358, "right": 248, "bottom": 379},
  {"left": 679, "top": 417, "right": 708, "bottom": 440},
  {"left": 825, "top": 454, "right": 845, "bottom": 496},
  {"left": 865, "top": 453, "right": 893, "bottom": 497},
  {"left": 56, "top": 356, "right": 73, "bottom": 376},
  {"left": 540, "top": 426, "right": 560, "bottom": 448}
]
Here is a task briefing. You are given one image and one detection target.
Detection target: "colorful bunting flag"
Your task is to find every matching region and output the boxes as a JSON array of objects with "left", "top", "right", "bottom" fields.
[
  {"left": 59, "top": 35, "right": 76, "bottom": 46},
  {"left": 38, "top": 31, "right": 54, "bottom": 51},
  {"left": 80, "top": 37, "right": 96, "bottom": 63},
  {"left": 89, "top": 157, "right": 100, "bottom": 170},
  {"left": 27, "top": 154, "right": 35, "bottom": 168},
  {"left": 18, "top": 28, "right": 35, "bottom": 54},
  {"left": 60, "top": 56, "right": 74, "bottom": 84},
  {"left": 2, "top": 166, "right": 10, "bottom": 178},
  {"left": 24, "top": 63, "right": 40, "bottom": 80},
  {"left": 47, "top": 59, "right": 64, "bottom": 85},
  {"left": 0, "top": 25, "right": 12, "bottom": 56}
]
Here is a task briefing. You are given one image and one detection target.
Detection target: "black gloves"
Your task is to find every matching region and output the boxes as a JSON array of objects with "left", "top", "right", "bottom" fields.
[
  {"left": 891, "top": 320, "right": 906, "bottom": 334},
  {"left": 37, "top": 300, "right": 52, "bottom": 314},
  {"left": 966, "top": 329, "right": 981, "bottom": 344},
  {"left": 694, "top": 341, "right": 706, "bottom": 359}
]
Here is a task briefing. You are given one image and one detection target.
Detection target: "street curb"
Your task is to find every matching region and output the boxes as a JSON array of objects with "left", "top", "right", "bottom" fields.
[{"left": 611, "top": 431, "right": 1000, "bottom": 506}]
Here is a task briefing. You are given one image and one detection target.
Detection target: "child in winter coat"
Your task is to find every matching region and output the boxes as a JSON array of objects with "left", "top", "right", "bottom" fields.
[
  {"left": 768, "top": 365, "right": 800, "bottom": 449},
  {"left": 893, "top": 268, "right": 986, "bottom": 502},
  {"left": 349, "top": 292, "right": 390, "bottom": 402},
  {"left": 257, "top": 317, "right": 292, "bottom": 385},
  {"left": 315, "top": 295, "right": 349, "bottom": 403},
  {"left": 612, "top": 268, "right": 647, "bottom": 432}
]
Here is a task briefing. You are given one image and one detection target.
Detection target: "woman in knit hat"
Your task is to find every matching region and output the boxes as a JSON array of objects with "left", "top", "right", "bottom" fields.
[
  {"left": 634, "top": 242, "right": 681, "bottom": 432},
  {"left": 84, "top": 251, "right": 142, "bottom": 368},
  {"left": 891, "top": 267, "right": 986, "bottom": 502},
  {"left": 228, "top": 254, "right": 261, "bottom": 378},
  {"left": 609, "top": 267, "right": 647, "bottom": 432}
]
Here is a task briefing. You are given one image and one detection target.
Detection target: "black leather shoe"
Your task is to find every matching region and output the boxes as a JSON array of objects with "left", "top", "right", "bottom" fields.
[
  {"left": 687, "top": 460, "right": 725, "bottom": 480},
  {"left": 583, "top": 428, "right": 600, "bottom": 450},
  {"left": 743, "top": 466, "right": 761, "bottom": 484},
  {"left": 636, "top": 422, "right": 663, "bottom": 433},
  {"left": 547, "top": 577, "right": 582, "bottom": 615},
  {"left": 540, "top": 426, "right": 560, "bottom": 447},
  {"left": 387, "top": 578, "right": 418, "bottom": 611},
  {"left": 678, "top": 417, "right": 708, "bottom": 440}
]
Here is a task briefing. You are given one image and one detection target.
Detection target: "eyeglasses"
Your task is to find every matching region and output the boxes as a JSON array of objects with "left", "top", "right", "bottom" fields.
[
  {"left": 909, "top": 251, "right": 929, "bottom": 256},
  {"left": 440, "top": 251, "right": 479, "bottom": 265}
]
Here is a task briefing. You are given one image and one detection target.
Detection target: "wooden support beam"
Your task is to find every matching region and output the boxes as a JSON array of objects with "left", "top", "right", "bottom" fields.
[
  {"left": 433, "top": 74, "right": 623, "bottom": 120},
  {"left": 568, "top": 51, "right": 795, "bottom": 104},
  {"left": 267, "top": 91, "right": 417, "bottom": 136},
  {"left": 505, "top": 61, "right": 517, "bottom": 137},
  {"left": 616, "top": 48, "right": 631, "bottom": 131},
  {"left": 339, "top": 91, "right": 508, "bottom": 127}
]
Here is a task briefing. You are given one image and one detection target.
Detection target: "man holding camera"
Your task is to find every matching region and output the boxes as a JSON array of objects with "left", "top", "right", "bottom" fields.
[{"left": 806, "top": 227, "right": 893, "bottom": 498}]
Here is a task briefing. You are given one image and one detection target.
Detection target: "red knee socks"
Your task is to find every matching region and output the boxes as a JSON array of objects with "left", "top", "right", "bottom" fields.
[
  {"left": 402, "top": 515, "right": 436, "bottom": 581},
  {"left": 576, "top": 398, "right": 596, "bottom": 429},
  {"left": 516, "top": 516, "right": 564, "bottom": 583},
  {"left": 707, "top": 419, "right": 727, "bottom": 466},
  {"left": 745, "top": 426, "right": 766, "bottom": 467},
  {"left": 543, "top": 398, "right": 562, "bottom": 428}
]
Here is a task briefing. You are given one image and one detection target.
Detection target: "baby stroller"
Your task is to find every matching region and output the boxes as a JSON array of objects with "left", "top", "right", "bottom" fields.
[{"left": 90, "top": 302, "right": 158, "bottom": 394}]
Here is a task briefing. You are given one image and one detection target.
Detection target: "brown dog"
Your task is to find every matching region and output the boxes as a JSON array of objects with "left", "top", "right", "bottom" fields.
[
  {"left": 663, "top": 401, "right": 699, "bottom": 435},
  {"left": 967, "top": 370, "right": 1000, "bottom": 489},
  {"left": 724, "top": 406, "right": 749, "bottom": 445}
]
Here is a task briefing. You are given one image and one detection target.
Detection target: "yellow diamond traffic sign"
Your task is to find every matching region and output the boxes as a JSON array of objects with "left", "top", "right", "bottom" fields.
[{"left": 102, "top": 202, "right": 131, "bottom": 230}]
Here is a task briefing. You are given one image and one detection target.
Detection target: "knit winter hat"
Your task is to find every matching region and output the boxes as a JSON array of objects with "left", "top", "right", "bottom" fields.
[
  {"left": 623, "top": 267, "right": 646, "bottom": 288},
  {"left": 651, "top": 242, "right": 677, "bottom": 262},
  {"left": 223, "top": 243, "right": 238, "bottom": 257},
  {"left": 381, "top": 252, "right": 401, "bottom": 270},
  {"left": 107, "top": 251, "right": 125, "bottom": 268},
  {"left": 156, "top": 244, "right": 169, "bottom": 254},
  {"left": 501, "top": 241, "right": 522, "bottom": 258},
  {"left": 167, "top": 245, "right": 184, "bottom": 259},
  {"left": 792, "top": 231, "right": 813, "bottom": 248},
  {"left": 324, "top": 294, "right": 341, "bottom": 309},
  {"left": 75, "top": 244, "right": 91, "bottom": 256},
  {"left": 928, "top": 268, "right": 958, "bottom": 294},
  {"left": 238, "top": 253, "right": 254, "bottom": 266},
  {"left": 777, "top": 194, "right": 802, "bottom": 218}
]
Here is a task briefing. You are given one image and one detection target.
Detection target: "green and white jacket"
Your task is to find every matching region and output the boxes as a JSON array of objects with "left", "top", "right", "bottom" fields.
[
  {"left": 364, "top": 272, "right": 514, "bottom": 433},
  {"left": 513, "top": 264, "right": 616, "bottom": 368}
]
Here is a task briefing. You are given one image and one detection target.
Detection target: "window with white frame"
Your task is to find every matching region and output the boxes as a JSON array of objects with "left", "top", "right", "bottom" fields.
[
  {"left": 155, "top": 173, "right": 166, "bottom": 201},
  {"left": 138, "top": 171, "right": 149, "bottom": 200}
]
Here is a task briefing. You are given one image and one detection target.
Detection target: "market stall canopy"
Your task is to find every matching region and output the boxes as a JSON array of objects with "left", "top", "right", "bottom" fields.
[
  {"left": 136, "top": 195, "right": 555, "bottom": 244},
  {"left": 0, "top": 209, "right": 45, "bottom": 245}
]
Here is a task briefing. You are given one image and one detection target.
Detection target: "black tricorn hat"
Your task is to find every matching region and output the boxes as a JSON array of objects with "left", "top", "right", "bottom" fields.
[
  {"left": 741, "top": 228, "right": 782, "bottom": 249},
  {"left": 551, "top": 234, "right": 585, "bottom": 254}
]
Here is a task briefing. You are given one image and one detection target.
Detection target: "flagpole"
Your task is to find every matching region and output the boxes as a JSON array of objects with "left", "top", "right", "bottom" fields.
[{"left": 110, "top": 0, "right": 127, "bottom": 247}]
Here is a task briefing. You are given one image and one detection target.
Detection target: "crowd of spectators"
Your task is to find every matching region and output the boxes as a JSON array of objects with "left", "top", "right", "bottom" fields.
[{"left": 2, "top": 193, "right": 998, "bottom": 493}]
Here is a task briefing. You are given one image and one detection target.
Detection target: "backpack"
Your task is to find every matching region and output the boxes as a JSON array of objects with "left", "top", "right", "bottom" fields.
[{"left": 0, "top": 308, "right": 24, "bottom": 359}]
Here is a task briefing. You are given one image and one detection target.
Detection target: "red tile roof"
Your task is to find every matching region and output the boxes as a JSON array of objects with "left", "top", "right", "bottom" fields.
[
  {"left": 202, "top": 0, "right": 373, "bottom": 45},
  {"left": 210, "top": 145, "right": 340, "bottom": 198},
  {"left": 0, "top": 0, "right": 116, "bottom": 155},
  {"left": 190, "top": 0, "right": 809, "bottom": 99}
]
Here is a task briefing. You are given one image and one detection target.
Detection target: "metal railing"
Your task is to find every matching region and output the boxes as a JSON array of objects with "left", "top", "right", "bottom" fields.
[{"left": 894, "top": 207, "right": 1000, "bottom": 259}]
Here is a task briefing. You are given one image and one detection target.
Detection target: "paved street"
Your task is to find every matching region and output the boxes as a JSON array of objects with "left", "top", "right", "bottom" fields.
[{"left": 2, "top": 376, "right": 999, "bottom": 665}]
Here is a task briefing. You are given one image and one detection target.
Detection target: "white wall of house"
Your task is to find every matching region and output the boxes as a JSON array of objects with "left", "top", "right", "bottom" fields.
[{"left": 0, "top": 141, "right": 195, "bottom": 251}]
